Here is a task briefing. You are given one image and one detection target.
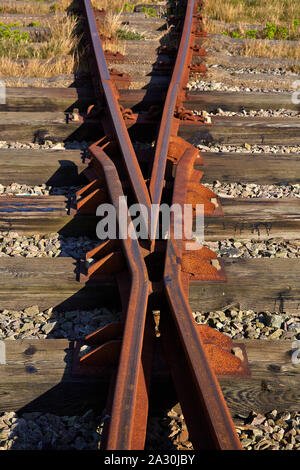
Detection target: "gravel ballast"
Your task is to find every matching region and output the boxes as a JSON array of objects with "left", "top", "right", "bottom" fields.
[
  {"left": 147, "top": 408, "right": 300, "bottom": 450},
  {"left": 193, "top": 308, "right": 300, "bottom": 341},
  {"left": 0, "top": 232, "right": 98, "bottom": 259},
  {"left": 2, "top": 407, "right": 297, "bottom": 450},
  {"left": 0, "top": 140, "right": 89, "bottom": 150},
  {"left": 196, "top": 108, "right": 300, "bottom": 118},
  {"left": 0, "top": 183, "right": 81, "bottom": 197},
  {"left": 207, "top": 65, "right": 299, "bottom": 78},
  {"left": 188, "top": 78, "right": 292, "bottom": 93},
  {"left": 0, "top": 306, "right": 120, "bottom": 341},
  {"left": 204, "top": 181, "right": 300, "bottom": 198},
  {"left": 205, "top": 239, "right": 300, "bottom": 259},
  {"left": 0, "top": 303, "right": 298, "bottom": 342},
  {"left": 0, "top": 233, "right": 298, "bottom": 260},
  {"left": 197, "top": 143, "right": 300, "bottom": 154},
  {"left": 0, "top": 410, "right": 103, "bottom": 450}
]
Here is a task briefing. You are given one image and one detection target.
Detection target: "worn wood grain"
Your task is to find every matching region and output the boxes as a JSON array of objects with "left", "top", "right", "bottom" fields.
[
  {"left": 1, "top": 149, "right": 299, "bottom": 186},
  {"left": 0, "top": 257, "right": 119, "bottom": 311},
  {"left": 199, "top": 152, "right": 300, "bottom": 184},
  {"left": 181, "top": 116, "right": 300, "bottom": 144},
  {"left": 2, "top": 87, "right": 163, "bottom": 113},
  {"left": 0, "top": 214, "right": 98, "bottom": 237},
  {"left": 0, "top": 339, "right": 299, "bottom": 416},
  {"left": 2, "top": 88, "right": 296, "bottom": 113},
  {"left": 0, "top": 195, "right": 71, "bottom": 234},
  {"left": 0, "top": 195, "right": 99, "bottom": 236},
  {"left": 1, "top": 112, "right": 299, "bottom": 144},
  {"left": 186, "top": 91, "right": 300, "bottom": 112},
  {"left": 220, "top": 340, "right": 300, "bottom": 416},
  {"left": 0, "top": 195, "right": 298, "bottom": 241},
  {"left": 1, "top": 87, "right": 94, "bottom": 112},
  {"left": 0, "top": 112, "right": 100, "bottom": 142},
  {"left": 0, "top": 257, "right": 297, "bottom": 313},
  {"left": 189, "top": 258, "right": 300, "bottom": 314},
  {"left": 205, "top": 198, "right": 300, "bottom": 240},
  {"left": 0, "top": 149, "right": 87, "bottom": 186},
  {"left": 0, "top": 195, "right": 67, "bottom": 216},
  {"left": 0, "top": 341, "right": 107, "bottom": 414}
]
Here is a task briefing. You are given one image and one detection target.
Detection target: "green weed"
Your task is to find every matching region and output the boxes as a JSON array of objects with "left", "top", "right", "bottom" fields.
[
  {"left": 245, "top": 29, "right": 258, "bottom": 39},
  {"left": 124, "top": 3, "right": 134, "bottom": 12},
  {"left": 28, "top": 21, "right": 43, "bottom": 27},
  {"left": 0, "top": 25, "right": 29, "bottom": 42},
  {"left": 222, "top": 20, "right": 299, "bottom": 41},
  {"left": 117, "top": 29, "right": 144, "bottom": 40},
  {"left": 141, "top": 6, "right": 156, "bottom": 17}
]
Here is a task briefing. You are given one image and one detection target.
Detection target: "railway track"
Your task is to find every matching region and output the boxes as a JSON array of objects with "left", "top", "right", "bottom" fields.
[{"left": 0, "top": 0, "right": 299, "bottom": 452}]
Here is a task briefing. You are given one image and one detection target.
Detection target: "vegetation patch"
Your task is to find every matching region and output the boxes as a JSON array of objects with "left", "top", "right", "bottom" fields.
[
  {"left": 0, "top": 13, "right": 79, "bottom": 77},
  {"left": 117, "top": 29, "right": 144, "bottom": 40},
  {"left": 92, "top": 0, "right": 163, "bottom": 14},
  {"left": 0, "top": 24, "right": 29, "bottom": 42},
  {"left": 204, "top": 0, "right": 300, "bottom": 60},
  {"left": 0, "top": 56, "right": 75, "bottom": 78},
  {"left": 28, "top": 21, "right": 43, "bottom": 28},
  {"left": 0, "top": 14, "right": 78, "bottom": 59},
  {"left": 241, "top": 39, "right": 300, "bottom": 61},
  {"left": 205, "top": 0, "right": 300, "bottom": 25},
  {"left": 0, "top": 0, "right": 77, "bottom": 15},
  {"left": 222, "top": 20, "right": 300, "bottom": 41},
  {"left": 140, "top": 6, "right": 157, "bottom": 17}
]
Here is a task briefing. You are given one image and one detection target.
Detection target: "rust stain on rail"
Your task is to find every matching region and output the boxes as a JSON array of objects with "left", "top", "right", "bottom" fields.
[{"left": 73, "top": 0, "right": 250, "bottom": 450}]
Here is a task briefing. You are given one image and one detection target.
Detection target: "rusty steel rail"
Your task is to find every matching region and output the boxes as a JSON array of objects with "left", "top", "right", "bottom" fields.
[
  {"left": 82, "top": 0, "right": 151, "bottom": 216},
  {"left": 153, "top": 0, "right": 242, "bottom": 449},
  {"left": 74, "top": 0, "right": 249, "bottom": 450},
  {"left": 164, "top": 147, "right": 241, "bottom": 449},
  {"left": 81, "top": 0, "right": 152, "bottom": 449},
  {"left": 149, "top": 0, "right": 195, "bottom": 209},
  {"left": 87, "top": 142, "right": 150, "bottom": 449}
]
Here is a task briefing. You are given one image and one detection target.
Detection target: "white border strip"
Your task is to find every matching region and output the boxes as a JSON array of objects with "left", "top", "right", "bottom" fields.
[
  {"left": 0, "top": 80, "right": 6, "bottom": 105},
  {"left": 0, "top": 341, "right": 6, "bottom": 365}
]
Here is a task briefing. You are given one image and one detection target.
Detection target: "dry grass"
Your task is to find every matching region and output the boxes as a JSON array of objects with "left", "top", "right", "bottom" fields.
[
  {"left": 0, "top": 0, "right": 162, "bottom": 15},
  {"left": 204, "top": 0, "right": 300, "bottom": 60},
  {"left": 51, "top": 0, "right": 77, "bottom": 12},
  {"left": 92, "top": 0, "right": 164, "bottom": 13},
  {"left": 0, "top": 1, "right": 50, "bottom": 15},
  {"left": 0, "top": 12, "right": 80, "bottom": 76},
  {"left": 204, "top": 0, "right": 300, "bottom": 25},
  {"left": 204, "top": 19, "right": 224, "bottom": 35},
  {"left": 0, "top": 0, "right": 76, "bottom": 15},
  {"left": 92, "top": 0, "right": 126, "bottom": 12},
  {"left": 0, "top": 13, "right": 79, "bottom": 59},
  {"left": 241, "top": 38, "right": 300, "bottom": 60},
  {"left": 42, "top": 13, "right": 80, "bottom": 58},
  {"left": 205, "top": 18, "right": 300, "bottom": 41},
  {"left": 102, "top": 39, "right": 125, "bottom": 55},
  {"left": 96, "top": 11, "right": 128, "bottom": 54},
  {"left": 99, "top": 11, "right": 123, "bottom": 38},
  {"left": 0, "top": 55, "right": 75, "bottom": 77}
]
